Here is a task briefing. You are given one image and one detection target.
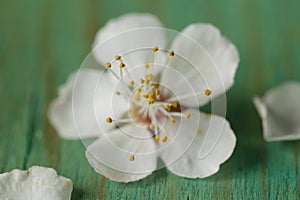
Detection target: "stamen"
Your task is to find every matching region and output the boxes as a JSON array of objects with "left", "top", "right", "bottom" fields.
[
  {"left": 154, "top": 135, "right": 160, "bottom": 142},
  {"left": 167, "top": 89, "right": 213, "bottom": 102},
  {"left": 197, "top": 129, "right": 203, "bottom": 134},
  {"left": 155, "top": 89, "right": 160, "bottom": 96},
  {"left": 152, "top": 46, "right": 158, "bottom": 52},
  {"left": 152, "top": 82, "right": 159, "bottom": 88},
  {"left": 116, "top": 91, "right": 121, "bottom": 95},
  {"left": 129, "top": 80, "right": 135, "bottom": 87},
  {"left": 172, "top": 102, "right": 178, "bottom": 108},
  {"left": 162, "top": 136, "right": 168, "bottom": 142},
  {"left": 143, "top": 94, "right": 149, "bottom": 98},
  {"left": 148, "top": 93, "right": 155, "bottom": 99},
  {"left": 149, "top": 124, "right": 155, "bottom": 130},
  {"left": 106, "top": 116, "right": 133, "bottom": 124},
  {"left": 185, "top": 112, "right": 191, "bottom": 119},
  {"left": 119, "top": 62, "right": 126, "bottom": 68},
  {"left": 146, "top": 73, "right": 153, "bottom": 81},
  {"left": 204, "top": 89, "right": 211, "bottom": 96},
  {"left": 145, "top": 63, "right": 150, "bottom": 69},
  {"left": 115, "top": 55, "right": 121, "bottom": 60},
  {"left": 164, "top": 104, "right": 171, "bottom": 112},
  {"left": 106, "top": 117, "right": 112, "bottom": 123},
  {"left": 148, "top": 99, "right": 155, "bottom": 104},
  {"left": 128, "top": 155, "right": 135, "bottom": 161},
  {"left": 170, "top": 118, "right": 176, "bottom": 124},
  {"left": 106, "top": 62, "right": 111, "bottom": 68},
  {"left": 168, "top": 50, "right": 175, "bottom": 57}
]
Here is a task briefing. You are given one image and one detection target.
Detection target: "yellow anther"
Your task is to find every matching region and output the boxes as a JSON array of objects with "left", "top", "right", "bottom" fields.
[
  {"left": 154, "top": 135, "right": 160, "bottom": 142},
  {"left": 152, "top": 82, "right": 159, "bottom": 88},
  {"left": 162, "top": 136, "right": 168, "bottom": 142},
  {"left": 137, "top": 88, "right": 142, "bottom": 93},
  {"left": 155, "top": 89, "right": 160, "bottom": 96},
  {"left": 106, "top": 117, "right": 112, "bottom": 123},
  {"left": 129, "top": 80, "right": 135, "bottom": 87},
  {"left": 204, "top": 89, "right": 212, "bottom": 96},
  {"left": 116, "top": 91, "right": 121, "bottom": 95},
  {"left": 140, "top": 78, "right": 145, "bottom": 84},
  {"left": 106, "top": 62, "right": 111, "bottom": 68},
  {"left": 171, "top": 118, "right": 176, "bottom": 124},
  {"left": 145, "top": 79, "right": 150, "bottom": 84},
  {"left": 146, "top": 73, "right": 153, "bottom": 81},
  {"left": 185, "top": 112, "right": 191, "bottom": 119},
  {"left": 197, "top": 129, "right": 203, "bottom": 134},
  {"left": 143, "top": 94, "right": 149, "bottom": 98},
  {"left": 128, "top": 155, "right": 135, "bottom": 161},
  {"left": 145, "top": 63, "right": 150, "bottom": 69},
  {"left": 115, "top": 55, "right": 121, "bottom": 60},
  {"left": 119, "top": 62, "right": 125, "bottom": 68},
  {"left": 164, "top": 104, "right": 171, "bottom": 112},
  {"left": 148, "top": 99, "right": 155, "bottom": 104},
  {"left": 148, "top": 93, "right": 155, "bottom": 99},
  {"left": 168, "top": 50, "right": 175, "bottom": 57},
  {"left": 172, "top": 102, "right": 178, "bottom": 108},
  {"left": 152, "top": 46, "right": 158, "bottom": 52},
  {"left": 149, "top": 124, "right": 155, "bottom": 130}
]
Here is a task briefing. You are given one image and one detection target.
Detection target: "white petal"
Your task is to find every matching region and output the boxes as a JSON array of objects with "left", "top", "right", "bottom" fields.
[
  {"left": 48, "top": 69, "right": 126, "bottom": 139},
  {"left": 165, "top": 111, "right": 236, "bottom": 178},
  {"left": 85, "top": 125, "right": 158, "bottom": 183},
  {"left": 253, "top": 81, "right": 300, "bottom": 141},
  {"left": 169, "top": 23, "right": 239, "bottom": 106},
  {"left": 0, "top": 166, "right": 72, "bottom": 200},
  {"left": 92, "top": 13, "right": 166, "bottom": 68},
  {"left": 157, "top": 109, "right": 201, "bottom": 169}
]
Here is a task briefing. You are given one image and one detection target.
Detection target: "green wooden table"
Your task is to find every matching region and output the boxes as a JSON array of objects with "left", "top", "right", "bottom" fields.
[{"left": 1, "top": 0, "right": 299, "bottom": 199}]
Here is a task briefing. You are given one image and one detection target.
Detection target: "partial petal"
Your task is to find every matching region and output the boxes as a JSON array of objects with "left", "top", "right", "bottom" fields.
[
  {"left": 157, "top": 109, "right": 201, "bottom": 169},
  {"left": 253, "top": 81, "right": 300, "bottom": 141},
  {"left": 92, "top": 13, "right": 167, "bottom": 69},
  {"left": 85, "top": 125, "right": 158, "bottom": 183},
  {"left": 0, "top": 166, "right": 72, "bottom": 200},
  {"left": 165, "top": 111, "right": 236, "bottom": 178},
  {"left": 48, "top": 69, "right": 126, "bottom": 139},
  {"left": 168, "top": 23, "right": 239, "bottom": 106}
]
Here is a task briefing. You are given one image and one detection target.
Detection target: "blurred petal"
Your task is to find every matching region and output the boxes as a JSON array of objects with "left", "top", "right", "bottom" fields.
[
  {"left": 86, "top": 125, "right": 158, "bottom": 183},
  {"left": 92, "top": 13, "right": 166, "bottom": 69},
  {"left": 253, "top": 81, "right": 300, "bottom": 141},
  {"left": 166, "top": 112, "right": 236, "bottom": 178},
  {"left": 0, "top": 166, "right": 72, "bottom": 200},
  {"left": 169, "top": 23, "right": 239, "bottom": 107}
]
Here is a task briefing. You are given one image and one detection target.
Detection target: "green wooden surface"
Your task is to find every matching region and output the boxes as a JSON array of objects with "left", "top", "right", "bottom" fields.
[{"left": 1, "top": 0, "right": 300, "bottom": 199}]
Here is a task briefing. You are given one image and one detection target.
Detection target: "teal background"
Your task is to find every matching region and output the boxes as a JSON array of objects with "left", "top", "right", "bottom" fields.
[{"left": 0, "top": 0, "right": 299, "bottom": 199}]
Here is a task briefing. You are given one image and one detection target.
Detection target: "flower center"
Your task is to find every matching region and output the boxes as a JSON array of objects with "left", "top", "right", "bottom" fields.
[{"left": 104, "top": 47, "right": 211, "bottom": 161}]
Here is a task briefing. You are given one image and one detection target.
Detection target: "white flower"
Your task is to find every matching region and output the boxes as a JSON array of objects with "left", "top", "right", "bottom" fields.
[
  {"left": 0, "top": 166, "right": 73, "bottom": 200},
  {"left": 253, "top": 81, "right": 300, "bottom": 141},
  {"left": 48, "top": 13, "right": 239, "bottom": 182}
]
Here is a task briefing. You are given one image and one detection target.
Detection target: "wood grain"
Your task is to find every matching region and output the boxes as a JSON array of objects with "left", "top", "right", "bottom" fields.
[{"left": 0, "top": 0, "right": 299, "bottom": 199}]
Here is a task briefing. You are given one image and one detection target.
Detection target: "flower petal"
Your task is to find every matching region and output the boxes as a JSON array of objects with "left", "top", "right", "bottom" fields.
[
  {"left": 92, "top": 13, "right": 166, "bottom": 68},
  {"left": 48, "top": 69, "right": 126, "bottom": 139},
  {"left": 168, "top": 23, "right": 239, "bottom": 106},
  {"left": 0, "top": 166, "right": 72, "bottom": 200},
  {"left": 85, "top": 124, "right": 158, "bottom": 183},
  {"left": 164, "top": 111, "right": 236, "bottom": 178},
  {"left": 253, "top": 81, "right": 300, "bottom": 141}
]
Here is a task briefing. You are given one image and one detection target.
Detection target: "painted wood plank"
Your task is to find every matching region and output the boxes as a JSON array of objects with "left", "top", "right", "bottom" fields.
[{"left": 0, "top": 0, "right": 299, "bottom": 199}]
